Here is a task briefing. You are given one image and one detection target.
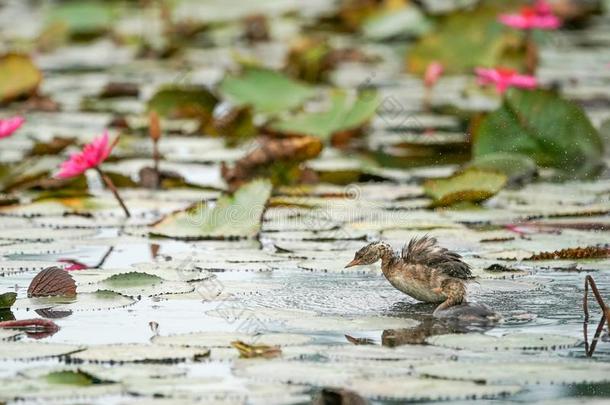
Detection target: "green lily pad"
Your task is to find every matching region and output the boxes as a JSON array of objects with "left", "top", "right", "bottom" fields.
[
  {"left": 151, "top": 179, "right": 272, "bottom": 240},
  {"left": 269, "top": 90, "right": 379, "bottom": 143},
  {"left": 464, "top": 152, "right": 538, "bottom": 186},
  {"left": 0, "top": 293, "right": 16, "bottom": 309},
  {"left": 148, "top": 86, "right": 218, "bottom": 124},
  {"left": 152, "top": 332, "right": 313, "bottom": 348},
  {"left": 0, "top": 53, "right": 42, "bottom": 104},
  {"left": 48, "top": 1, "right": 113, "bottom": 39},
  {"left": 407, "top": 4, "right": 524, "bottom": 74},
  {"left": 474, "top": 89, "right": 604, "bottom": 179},
  {"left": 423, "top": 169, "right": 507, "bottom": 207},
  {"left": 362, "top": 5, "right": 431, "bottom": 40},
  {"left": 78, "top": 272, "right": 194, "bottom": 297},
  {"left": 219, "top": 67, "right": 314, "bottom": 115}
]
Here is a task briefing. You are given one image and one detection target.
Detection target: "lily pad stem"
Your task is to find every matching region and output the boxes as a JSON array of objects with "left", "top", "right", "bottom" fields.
[{"left": 95, "top": 167, "right": 131, "bottom": 218}]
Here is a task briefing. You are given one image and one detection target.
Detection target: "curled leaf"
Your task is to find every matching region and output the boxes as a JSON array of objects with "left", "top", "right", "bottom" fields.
[{"left": 27, "top": 267, "right": 77, "bottom": 298}]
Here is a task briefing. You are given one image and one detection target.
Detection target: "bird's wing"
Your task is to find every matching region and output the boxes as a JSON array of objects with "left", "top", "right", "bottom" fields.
[{"left": 401, "top": 236, "right": 472, "bottom": 279}]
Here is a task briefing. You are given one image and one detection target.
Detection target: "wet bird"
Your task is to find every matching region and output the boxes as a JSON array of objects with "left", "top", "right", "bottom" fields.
[{"left": 345, "top": 236, "right": 472, "bottom": 314}]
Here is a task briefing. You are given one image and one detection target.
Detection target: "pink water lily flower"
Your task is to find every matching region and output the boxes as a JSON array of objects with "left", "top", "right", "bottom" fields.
[
  {"left": 0, "top": 116, "right": 25, "bottom": 139},
  {"left": 475, "top": 67, "right": 537, "bottom": 94},
  {"left": 424, "top": 62, "right": 444, "bottom": 88},
  {"left": 57, "top": 131, "right": 113, "bottom": 179},
  {"left": 56, "top": 131, "right": 131, "bottom": 217},
  {"left": 499, "top": 1, "right": 561, "bottom": 30}
]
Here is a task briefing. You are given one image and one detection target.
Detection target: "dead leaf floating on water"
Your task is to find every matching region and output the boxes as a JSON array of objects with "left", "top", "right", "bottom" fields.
[
  {"left": 0, "top": 53, "right": 42, "bottom": 104},
  {"left": 527, "top": 246, "right": 610, "bottom": 261},
  {"left": 221, "top": 136, "right": 323, "bottom": 190},
  {"left": 27, "top": 267, "right": 77, "bottom": 297},
  {"left": 231, "top": 340, "right": 282, "bottom": 359}
]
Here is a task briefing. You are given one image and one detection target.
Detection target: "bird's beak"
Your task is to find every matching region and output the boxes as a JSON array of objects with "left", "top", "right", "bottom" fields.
[{"left": 344, "top": 258, "right": 362, "bottom": 268}]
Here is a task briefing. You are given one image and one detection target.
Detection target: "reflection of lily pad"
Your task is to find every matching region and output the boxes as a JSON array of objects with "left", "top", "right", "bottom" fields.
[
  {"left": 151, "top": 179, "right": 272, "bottom": 240},
  {"left": 220, "top": 67, "right": 314, "bottom": 114},
  {"left": 423, "top": 169, "right": 507, "bottom": 207}
]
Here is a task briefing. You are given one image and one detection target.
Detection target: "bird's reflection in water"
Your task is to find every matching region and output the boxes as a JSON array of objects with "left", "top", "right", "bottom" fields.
[{"left": 380, "top": 301, "right": 501, "bottom": 347}]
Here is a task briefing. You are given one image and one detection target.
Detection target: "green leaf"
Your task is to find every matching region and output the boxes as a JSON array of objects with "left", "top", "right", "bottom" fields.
[
  {"left": 464, "top": 152, "right": 537, "bottom": 186},
  {"left": 0, "top": 54, "right": 42, "bottom": 104},
  {"left": 48, "top": 1, "right": 113, "bottom": 39},
  {"left": 0, "top": 293, "right": 16, "bottom": 310},
  {"left": 147, "top": 86, "right": 218, "bottom": 124},
  {"left": 423, "top": 169, "right": 507, "bottom": 207},
  {"left": 269, "top": 90, "right": 379, "bottom": 142},
  {"left": 362, "top": 6, "right": 431, "bottom": 40},
  {"left": 474, "top": 89, "right": 604, "bottom": 179},
  {"left": 406, "top": 4, "right": 524, "bottom": 74},
  {"left": 151, "top": 179, "right": 272, "bottom": 240},
  {"left": 219, "top": 67, "right": 314, "bottom": 115},
  {"left": 45, "top": 371, "right": 96, "bottom": 386}
]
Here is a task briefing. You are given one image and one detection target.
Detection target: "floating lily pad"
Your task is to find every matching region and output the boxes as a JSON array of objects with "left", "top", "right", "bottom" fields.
[
  {"left": 0, "top": 341, "right": 83, "bottom": 361},
  {"left": 12, "top": 290, "right": 136, "bottom": 311},
  {"left": 426, "top": 333, "right": 580, "bottom": 351},
  {"left": 78, "top": 272, "right": 194, "bottom": 298},
  {"left": 220, "top": 67, "right": 314, "bottom": 115},
  {"left": 417, "top": 360, "right": 610, "bottom": 385},
  {"left": 349, "top": 376, "right": 521, "bottom": 401},
  {"left": 151, "top": 180, "right": 272, "bottom": 240},
  {"left": 269, "top": 90, "right": 379, "bottom": 143},
  {"left": 0, "top": 260, "right": 67, "bottom": 276},
  {"left": 148, "top": 86, "right": 218, "bottom": 124},
  {"left": 0, "top": 53, "right": 42, "bottom": 104},
  {"left": 0, "top": 292, "right": 16, "bottom": 309},
  {"left": 423, "top": 169, "right": 507, "bottom": 207},
  {"left": 153, "top": 331, "right": 312, "bottom": 348},
  {"left": 69, "top": 344, "right": 210, "bottom": 363},
  {"left": 474, "top": 89, "right": 604, "bottom": 179},
  {"left": 0, "top": 329, "right": 21, "bottom": 341},
  {"left": 280, "top": 315, "right": 419, "bottom": 332},
  {"left": 0, "top": 375, "right": 120, "bottom": 402}
]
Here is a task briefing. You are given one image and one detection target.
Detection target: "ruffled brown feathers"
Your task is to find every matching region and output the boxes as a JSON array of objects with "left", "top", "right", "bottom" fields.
[{"left": 401, "top": 236, "right": 472, "bottom": 279}]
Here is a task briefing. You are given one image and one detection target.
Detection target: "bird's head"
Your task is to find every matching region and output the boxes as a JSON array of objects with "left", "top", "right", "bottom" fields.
[{"left": 345, "top": 241, "right": 391, "bottom": 268}]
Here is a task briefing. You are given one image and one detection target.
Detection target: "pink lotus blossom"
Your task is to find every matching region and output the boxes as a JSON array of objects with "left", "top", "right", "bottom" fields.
[
  {"left": 475, "top": 67, "right": 537, "bottom": 94},
  {"left": 56, "top": 131, "right": 113, "bottom": 179},
  {"left": 424, "top": 62, "right": 444, "bottom": 87},
  {"left": 499, "top": 1, "right": 561, "bottom": 30},
  {"left": 0, "top": 116, "right": 25, "bottom": 139}
]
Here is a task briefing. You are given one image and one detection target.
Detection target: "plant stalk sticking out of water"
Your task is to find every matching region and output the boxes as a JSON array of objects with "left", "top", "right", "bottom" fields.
[
  {"left": 149, "top": 110, "right": 162, "bottom": 189},
  {"left": 583, "top": 275, "right": 609, "bottom": 357}
]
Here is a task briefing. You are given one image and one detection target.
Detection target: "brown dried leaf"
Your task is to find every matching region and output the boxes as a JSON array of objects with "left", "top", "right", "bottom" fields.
[
  {"left": 27, "top": 267, "right": 77, "bottom": 297},
  {"left": 527, "top": 246, "right": 610, "bottom": 261},
  {"left": 221, "top": 136, "right": 323, "bottom": 190},
  {"left": 231, "top": 340, "right": 282, "bottom": 359}
]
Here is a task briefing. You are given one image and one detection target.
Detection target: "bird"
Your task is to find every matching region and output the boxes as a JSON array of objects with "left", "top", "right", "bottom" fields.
[{"left": 345, "top": 236, "right": 472, "bottom": 314}]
